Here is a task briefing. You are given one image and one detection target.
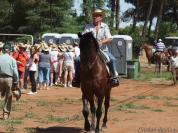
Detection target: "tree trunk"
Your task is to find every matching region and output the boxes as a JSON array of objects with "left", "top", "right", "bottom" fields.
[
  {"left": 142, "top": 0, "right": 154, "bottom": 39},
  {"left": 110, "top": 0, "right": 116, "bottom": 27},
  {"left": 148, "top": 17, "right": 153, "bottom": 37},
  {"left": 115, "top": 0, "right": 120, "bottom": 30},
  {"left": 131, "top": 0, "right": 139, "bottom": 34},
  {"left": 154, "top": 0, "right": 164, "bottom": 40},
  {"left": 173, "top": 0, "right": 178, "bottom": 29}
]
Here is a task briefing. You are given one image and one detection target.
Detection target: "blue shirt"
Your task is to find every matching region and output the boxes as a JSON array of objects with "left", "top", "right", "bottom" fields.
[
  {"left": 38, "top": 53, "right": 51, "bottom": 68},
  {"left": 0, "top": 53, "right": 19, "bottom": 82}
]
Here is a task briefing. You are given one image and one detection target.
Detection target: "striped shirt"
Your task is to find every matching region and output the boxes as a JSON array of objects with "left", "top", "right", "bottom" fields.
[{"left": 155, "top": 42, "right": 165, "bottom": 52}]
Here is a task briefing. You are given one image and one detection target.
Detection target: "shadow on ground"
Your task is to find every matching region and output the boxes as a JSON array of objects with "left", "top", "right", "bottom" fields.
[{"left": 29, "top": 126, "right": 86, "bottom": 133}]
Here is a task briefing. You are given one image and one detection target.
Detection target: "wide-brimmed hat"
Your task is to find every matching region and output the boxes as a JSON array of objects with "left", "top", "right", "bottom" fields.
[
  {"left": 34, "top": 43, "right": 41, "bottom": 50},
  {"left": 92, "top": 9, "right": 104, "bottom": 16},
  {"left": 58, "top": 45, "right": 67, "bottom": 52},
  {"left": 73, "top": 42, "right": 79, "bottom": 46},
  {"left": 51, "top": 44, "right": 58, "bottom": 51},
  {"left": 18, "top": 43, "right": 26, "bottom": 48},
  {"left": 42, "top": 45, "right": 49, "bottom": 52},
  {"left": 67, "top": 45, "right": 74, "bottom": 52},
  {"left": 0, "top": 42, "right": 4, "bottom": 48}
]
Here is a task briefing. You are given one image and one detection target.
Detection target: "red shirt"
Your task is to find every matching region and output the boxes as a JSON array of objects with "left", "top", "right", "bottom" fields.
[{"left": 12, "top": 51, "right": 29, "bottom": 72}]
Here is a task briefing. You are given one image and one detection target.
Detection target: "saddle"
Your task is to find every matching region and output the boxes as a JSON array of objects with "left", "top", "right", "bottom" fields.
[
  {"left": 98, "top": 49, "right": 110, "bottom": 74},
  {"left": 98, "top": 49, "right": 110, "bottom": 64},
  {"left": 98, "top": 49, "right": 119, "bottom": 87}
]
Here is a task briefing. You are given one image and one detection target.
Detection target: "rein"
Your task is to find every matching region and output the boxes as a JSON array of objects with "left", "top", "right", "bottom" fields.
[
  {"left": 88, "top": 54, "right": 98, "bottom": 69},
  {"left": 82, "top": 53, "right": 98, "bottom": 70}
]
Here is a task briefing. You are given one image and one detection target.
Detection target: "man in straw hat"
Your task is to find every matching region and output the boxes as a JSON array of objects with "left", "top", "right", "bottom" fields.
[
  {"left": 12, "top": 43, "right": 29, "bottom": 91},
  {"left": 0, "top": 42, "right": 21, "bottom": 119},
  {"left": 73, "top": 9, "right": 119, "bottom": 87}
]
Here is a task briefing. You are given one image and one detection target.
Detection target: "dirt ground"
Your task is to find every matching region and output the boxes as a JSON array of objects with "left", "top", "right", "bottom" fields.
[{"left": 0, "top": 53, "right": 178, "bottom": 133}]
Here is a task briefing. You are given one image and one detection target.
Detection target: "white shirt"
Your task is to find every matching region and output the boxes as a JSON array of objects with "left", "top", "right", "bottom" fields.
[
  {"left": 74, "top": 46, "right": 80, "bottom": 58},
  {"left": 63, "top": 52, "right": 75, "bottom": 64},
  {"left": 170, "top": 56, "right": 178, "bottom": 68},
  {"left": 50, "top": 50, "right": 59, "bottom": 63},
  {"left": 83, "top": 22, "right": 112, "bottom": 51},
  {"left": 29, "top": 58, "right": 37, "bottom": 71}
]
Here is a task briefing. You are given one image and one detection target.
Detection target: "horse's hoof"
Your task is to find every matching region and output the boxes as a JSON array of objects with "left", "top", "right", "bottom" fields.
[
  {"left": 84, "top": 122, "right": 90, "bottom": 131},
  {"left": 95, "top": 129, "right": 100, "bottom": 133},
  {"left": 90, "top": 131, "right": 95, "bottom": 133},
  {"left": 101, "top": 125, "right": 107, "bottom": 132}
]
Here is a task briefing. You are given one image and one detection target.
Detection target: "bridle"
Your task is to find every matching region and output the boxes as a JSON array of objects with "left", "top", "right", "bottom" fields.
[{"left": 81, "top": 52, "right": 98, "bottom": 70}]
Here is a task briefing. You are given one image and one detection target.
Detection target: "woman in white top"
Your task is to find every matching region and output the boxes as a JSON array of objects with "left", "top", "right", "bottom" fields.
[
  {"left": 63, "top": 45, "right": 75, "bottom": 87},
  {"left": 50, "top": 44, "right": 60, "bottom": 86},
  {"left": 27, "top": 46, "right": 39, "bottom": 94}
]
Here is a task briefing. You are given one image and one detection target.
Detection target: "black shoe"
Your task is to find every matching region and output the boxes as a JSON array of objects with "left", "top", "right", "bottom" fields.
[
  {"left": 110, "top": 77, "right": 119, "bottom": 87},
  {"left": 72, "top": 81, "right": 80, "bottom": 88}
]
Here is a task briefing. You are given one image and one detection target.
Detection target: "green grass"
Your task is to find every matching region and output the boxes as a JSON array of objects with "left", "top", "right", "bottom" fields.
[
  {"left": 36, "top": 100, "right": 49, "bottom": 107},
  {"left": 134, "top": 95, "right": 178, "bottom": 102},
  {"left": 48, "top": 115, "right": 66, "bottom": 123},
  {"left": 151, "top": 109, "right": 164, "bottom": 112},
  {"left": 116, "top": 102, "right": 165, "bottom": 113},
  {"left": 0, "top": 118, "right": 24, "bottom": 133},
  {"left": 135, "top": 71, "right": 172, "bottom": 81},
  {"left": 25, "top": 112, "right": 37, "bottom": 119},
  {"left": 164, "top": 101, "right": 178, "bottom": 107},
  {"left": 25, "top": 128, "right": 36, "bottom": 133},
  {"left": 117, "top": 103, "right": 151, "bottom": 111}
]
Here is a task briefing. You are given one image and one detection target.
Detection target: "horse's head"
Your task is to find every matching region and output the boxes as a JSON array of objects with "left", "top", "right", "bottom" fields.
[{"left": 78, "top": 32, "right": 99, "bottom": 54}]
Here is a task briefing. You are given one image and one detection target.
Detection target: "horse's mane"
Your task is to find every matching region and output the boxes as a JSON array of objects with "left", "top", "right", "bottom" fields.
[{"left": 78, "top": 32, "right": 99, "bottom": 51}]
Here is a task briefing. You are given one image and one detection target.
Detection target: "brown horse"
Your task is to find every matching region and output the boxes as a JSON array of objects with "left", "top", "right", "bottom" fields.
[
  {"left": 154, "top": 52, "right": 167, "bottom": 75},
  {"left": 78, "top": 32, "right": 111, "bottom": 133},
  {"left": 140, "top": 41, "right": 171, "bottom": 73},
  {"left": 140, "top": 41, "right": 154, "bottom": 65}
]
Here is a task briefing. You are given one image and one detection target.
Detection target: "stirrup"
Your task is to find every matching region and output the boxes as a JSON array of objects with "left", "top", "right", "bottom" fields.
[{"left": 110, "top": 77, "right": 119, "bottom": 87}]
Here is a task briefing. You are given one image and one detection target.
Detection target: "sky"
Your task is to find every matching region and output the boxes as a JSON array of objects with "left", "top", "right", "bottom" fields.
[{"left": 73, "top": 0, "right": 133, "bottom": 28}]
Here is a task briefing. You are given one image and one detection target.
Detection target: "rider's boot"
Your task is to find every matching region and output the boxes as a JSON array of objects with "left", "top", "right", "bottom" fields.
[{"left": 110, "top": 71, "right": 119, "bottom": 87}]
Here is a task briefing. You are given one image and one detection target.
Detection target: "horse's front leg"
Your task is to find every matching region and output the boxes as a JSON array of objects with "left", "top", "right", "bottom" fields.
[
  {"left": 102, "top": 94, "right": 110, "bottom": 131},
  {"left": 159, "top": 62, "right": 162, "bottom": 77},
  {"left": 89, "top": 96, "right": 96, "bottom": 132},
  {"left": 95, "top": 97, "right": 104, "bottom": 133},
  {"left": 82, "top": 95, "right": 90, "bottom": 131}
]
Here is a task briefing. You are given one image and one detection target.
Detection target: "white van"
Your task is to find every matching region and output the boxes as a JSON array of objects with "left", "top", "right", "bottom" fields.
[
  {"left": 60, "top": 33, "right": 79, "bottom": 45},
  {"left": 42, "top": 33, "right": 61, "bottom": 44},
  {"left": 164, "top": 37, "right": 178, "bottom": 48}
]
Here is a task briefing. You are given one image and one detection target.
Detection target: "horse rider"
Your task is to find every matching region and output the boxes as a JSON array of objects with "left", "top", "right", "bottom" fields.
[
  {"left": 0, "top": 42, "right": 21, "bottom": 119},
  {"left": 154, "top": 38, "right": 166, "bottom": 56},
  {"left": 73, "top": 9, "right": 119, "bottom": 87}
]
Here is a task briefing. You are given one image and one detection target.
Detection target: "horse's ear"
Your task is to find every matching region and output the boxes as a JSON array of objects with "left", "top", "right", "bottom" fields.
[{"left": 78, "top": 32, "right": 82, "bottom": 38}]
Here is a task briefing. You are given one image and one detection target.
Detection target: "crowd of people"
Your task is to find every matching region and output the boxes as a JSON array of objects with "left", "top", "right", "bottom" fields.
[{"left": 4, "top": 41, "right": 80, "bottom": 92}]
